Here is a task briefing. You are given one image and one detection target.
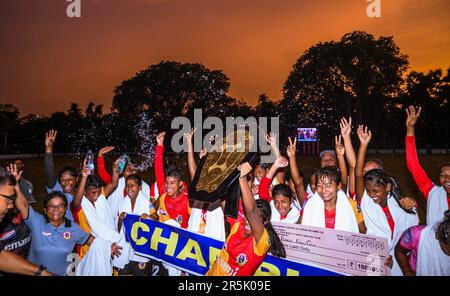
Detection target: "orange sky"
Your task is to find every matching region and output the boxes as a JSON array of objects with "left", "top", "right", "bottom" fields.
[{"left": 0, "top": 0, "right": 449, "bottom": 116}]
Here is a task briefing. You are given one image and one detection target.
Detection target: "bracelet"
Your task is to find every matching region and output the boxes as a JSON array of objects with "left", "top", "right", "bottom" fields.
[{"left": 35, "top": 265, "right": 47, "bottom": 276}]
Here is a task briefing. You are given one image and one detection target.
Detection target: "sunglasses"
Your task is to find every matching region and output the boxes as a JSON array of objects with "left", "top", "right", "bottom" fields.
[{"left": 0, "top": 193, "right": 16, "bottom": 201}]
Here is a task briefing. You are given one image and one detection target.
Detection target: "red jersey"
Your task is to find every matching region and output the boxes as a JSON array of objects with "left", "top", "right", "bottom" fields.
[
  {"left": 258, "top": 176, "right": 273, "bottom": 203},
  {"left": 406, "top": 136, "right": 450, "bottom": 208},
  {"left": 324, "top": 208, "right": 336, "bottom": 229},
  {"left": 158, "top": 192, "right": 191, "bottom": 228},
  {"left": 155, "top": 144, "right": 191, "bottom": 228},
  {"left": 206, "top": 219, "right": 270, "bottom": 276}
]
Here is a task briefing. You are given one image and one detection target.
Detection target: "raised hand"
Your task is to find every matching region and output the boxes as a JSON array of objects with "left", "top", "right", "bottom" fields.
[
  {"left": 80, "top": 159, "right": 91, "bottom": 178},
  {"left": 274, "top": 156, "right": 289, "bottom": 168},
  {"left": 199, "top": 148, "right": 207, "bottom": 159},
  {"left": 340, "top": 117, "right": 352, "bottom": 138},
  {"left": 208, "top": 134, "right": 217, "bottom": 145},
  {"left": 357, "top": 125, "right": 372, "bottom": 146},
  {"left": 183, "top": 128, "right": 197, "bottom": 143},
  {"left": 335, "top": 135, "right": 345, "bottom": 156},
  {"left": 45, "top": 130, "right": 58, "bottom": 152},
  {"left": 286, "top": 137, "right": 297, "bottom": 158},
  {"left": 6, "top": 163, "right": 23, "bottom": 183},
  {"left": 156, "top": 132, "right": 166, "bottom": 146},
  {"left": 405, "top": 106, "right": 422, "bottom": 129},
  {"left": 99, "top": 146, "right": 115, "bottom": 157},
  {"left": 113, "top": 157, "right": 120, "bottom": 173},
  {"left": 266, "top": 132, "right": 277, "bottom": 146},
  {"left": 238, "top": 162, "right": 253, "bottom": 178}
]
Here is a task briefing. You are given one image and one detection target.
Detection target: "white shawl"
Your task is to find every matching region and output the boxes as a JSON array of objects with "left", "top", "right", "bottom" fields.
[
  {"left": 187, "top": 200, "right": 226, "bottom": 241},
  {"left": 76, "top": 195, "right": 131, "bottom": 275},
  {"left": 108, "top": 177, "right": 151, "bottom": 227},
  {"left": 270, "top": 200, "right": 300, "bottom": 223},
  {"left": 118, "top": 192, "right": 151, "bottom": 263},
  {"left": 301, "top": 191, "right": 359, "bottom": 233},
  {"left": 427, "top": 186, "right": 448, "bottom": 226},
  {"left": 416, "top": 224, "right": 450, "bottom": 276},
  {"left": 76, "top": 237, "right": 112, "bottom": 276},
  {"left": 361, "top": 191, "right": 419, "bottom": 276}
]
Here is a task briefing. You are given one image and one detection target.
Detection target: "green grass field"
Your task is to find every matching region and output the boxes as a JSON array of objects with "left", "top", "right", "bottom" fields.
[{"left": 12, "top": 154, "right": 449, "bottom": 224}]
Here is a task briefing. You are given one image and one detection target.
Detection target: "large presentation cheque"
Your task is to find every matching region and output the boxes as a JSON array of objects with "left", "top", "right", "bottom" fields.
[{"left": 272, "top": 222, "right": 391, "bottom": 276}]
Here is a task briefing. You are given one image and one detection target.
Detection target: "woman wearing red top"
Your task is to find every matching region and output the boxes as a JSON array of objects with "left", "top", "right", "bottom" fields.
[
  {"left": 206, "top": 162, "right": 286, "bottom": 276},
  {"left": 355, "top": 124, "right": 418, "bottom": 275},
  {"left": 405, "top": 105, "right": 450, "bottom": 226},
  {"left": 152, "top": 132, "right": 191, "bottom": 229}
]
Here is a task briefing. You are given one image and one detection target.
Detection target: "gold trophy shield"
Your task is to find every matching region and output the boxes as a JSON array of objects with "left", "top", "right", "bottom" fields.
[{"left": 194, "top": 129, "right": 255, "bottom": 194}]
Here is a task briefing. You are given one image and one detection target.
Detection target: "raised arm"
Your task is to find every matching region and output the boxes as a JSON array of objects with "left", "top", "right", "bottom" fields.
[
  {"left": 103, "top": 158, "right": 120, "bottom": 197},
  {"left": 97, "top": 146, "right": 115, "bottom": 184},
  {"left": 335, "top": 135, "right": 348, "bottom": 192},
  {"left": 239, "top": 162, "right": 265, "bottom": 243},
  {"left": 155, "top": 132, "right": 166, "bottom": 194},
  {"left": 259, "top": 157, "right": 289, "bottom": 203},
  {"left": 266, "top": 132, "right": 281, "bottom": 158},
  {"left": 7, "top": 164, "right": 28, "bottom": 220},
  {"left": 184, "top": 128, "right": 197, "bottom": 181},
  {"left": 44, "top": 130, "right": 58, "bottom": 189},
  {"left": 286, "top": 137, "right": 307, "bottom": 204},
  {"left": 405, "top": 106, "right": 433, "bottom": 199},
  {"left": 340, "top": 117, "right": 357, "bottom": 194},
  {"left": 72, "top": 161, "right": 90, "bottom": 211},
  {"left": 355, "top": 125, "right": 372, "bottom": 203}
]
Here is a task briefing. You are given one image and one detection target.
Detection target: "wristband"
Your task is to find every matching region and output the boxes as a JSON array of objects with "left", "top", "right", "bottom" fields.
[{"left": 35, "top": 265, "right": 47, "bottom": 276}]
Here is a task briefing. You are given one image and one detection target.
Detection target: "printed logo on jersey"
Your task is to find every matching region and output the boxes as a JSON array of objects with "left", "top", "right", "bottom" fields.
[
  {"left": 176, "top": 215, "right": 183, "bottom": 224},
  {"left": 138, "top": 262, "right": 147, "bottom": 270},
  {"left": 236, "top": 253, "right": 248, "bottom": 266},
  {"left": 62, "top": 231, "right": 72, "bottom": 240},
  {"left": 0, "top": 230, "right": 16, "bottom": 241},
  {"left": 42, "top": 231, "right": 52, "bottom": 237}
]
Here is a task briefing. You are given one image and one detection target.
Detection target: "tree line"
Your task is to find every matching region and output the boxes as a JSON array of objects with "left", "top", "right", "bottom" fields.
[{"left": 1, "top": 31, "right": 449, "bottom": 154}]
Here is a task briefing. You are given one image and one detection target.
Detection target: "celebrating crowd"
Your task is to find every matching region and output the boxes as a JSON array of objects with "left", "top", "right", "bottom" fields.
[{"left": 0, "top": 106, "right": 449, "bottom": 276}]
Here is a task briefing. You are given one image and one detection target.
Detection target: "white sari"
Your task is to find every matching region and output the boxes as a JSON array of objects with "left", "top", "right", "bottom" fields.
[{"left": 76, "top": 195, "right": 132, "bottom": 276}]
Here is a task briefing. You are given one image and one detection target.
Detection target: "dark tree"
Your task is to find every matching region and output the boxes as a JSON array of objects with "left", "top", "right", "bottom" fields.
[
  {"left": 281, "top": 31, "right": 409, "bottom": 148},
  {"left": 396, "top": 68, "right": 450, "bottom": 149}
]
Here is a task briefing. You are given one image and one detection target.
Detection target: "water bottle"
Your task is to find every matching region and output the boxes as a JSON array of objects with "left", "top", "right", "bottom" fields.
[
  {"left": 118, "top": 154, "right": 129, "bottom": 174},
  {"left": 86, "top": 149, "right": 95, "bottom": 175}
]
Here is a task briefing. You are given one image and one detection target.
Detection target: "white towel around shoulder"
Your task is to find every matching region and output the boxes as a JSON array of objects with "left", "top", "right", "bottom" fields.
[
  {"left": 427, "top": 185, "right": 448, "bottom": 226},
  {"left": 270, "top": 200, "right": 300, "bottom": 223},
  {"left": 301, "top": 190, "right": 359, "bottom": 233}
]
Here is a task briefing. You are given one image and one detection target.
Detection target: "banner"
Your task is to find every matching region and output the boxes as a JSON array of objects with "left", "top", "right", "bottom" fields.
[{"left": 122, "top": 215, "right": 343, "bottom": 276}]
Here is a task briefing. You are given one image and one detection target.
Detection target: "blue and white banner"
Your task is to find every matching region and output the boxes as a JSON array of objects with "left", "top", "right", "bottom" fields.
[{"left": 122, "top": 215, "right": 343, "bottom": 276}]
